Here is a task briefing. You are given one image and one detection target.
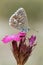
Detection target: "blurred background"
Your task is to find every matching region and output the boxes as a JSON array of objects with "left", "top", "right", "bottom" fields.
[{"left": 0, "top": 0, "right": 43, "bottom": 65}]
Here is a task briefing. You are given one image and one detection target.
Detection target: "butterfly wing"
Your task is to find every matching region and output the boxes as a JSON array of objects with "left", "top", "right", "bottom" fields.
[{"left": 9, "top": 8, "right": 30, "bottom": 32}]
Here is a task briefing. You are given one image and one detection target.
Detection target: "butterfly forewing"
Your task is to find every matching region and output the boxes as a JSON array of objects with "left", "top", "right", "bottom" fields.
[{"left": 9, "top": 8, "right": 29, "bottom": 32}]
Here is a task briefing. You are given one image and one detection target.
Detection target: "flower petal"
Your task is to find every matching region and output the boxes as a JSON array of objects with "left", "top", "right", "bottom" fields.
[
  {"left": 2, "top": 32, "right": 26, "bottom": 44},
  {"left": 2, "top": 35, "right": 20, "bottom": 44},
  {"left": 18, "top": 32, "right": 26, "bottom": 37},
  {"left": 29, "top": 35, "right": 36, "bottom": 46}
]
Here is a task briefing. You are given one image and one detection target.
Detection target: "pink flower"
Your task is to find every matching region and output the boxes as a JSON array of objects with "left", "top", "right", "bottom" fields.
[
  {"left": 2, "top": 31, "right": 37, "bottom": 64},
  {"left": 29, "top": 35, "right": 36, "bottom": 46},
  {"left": 2, "top": 32, "right": 26, "bottom": 44},
  {"left": 2, "top": 31, "right": 36, "bottom": 47}
]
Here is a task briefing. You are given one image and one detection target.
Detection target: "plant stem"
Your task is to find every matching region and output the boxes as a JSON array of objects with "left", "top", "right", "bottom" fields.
[{"left": 17, "top": 63, "right": 24, "bottom": 65}]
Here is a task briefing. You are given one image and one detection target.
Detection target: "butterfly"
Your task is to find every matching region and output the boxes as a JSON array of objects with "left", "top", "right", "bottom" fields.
[
  {"left": 9, "top": 8, "right": 38, "bottom": 33},
  {"left": 9, "top": 8, "right": 30, "bottom": 32}
]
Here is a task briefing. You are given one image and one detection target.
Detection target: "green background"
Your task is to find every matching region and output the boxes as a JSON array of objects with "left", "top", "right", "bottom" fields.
[{"left": 0, "top": 0, "right": 43, "bottom": 65}]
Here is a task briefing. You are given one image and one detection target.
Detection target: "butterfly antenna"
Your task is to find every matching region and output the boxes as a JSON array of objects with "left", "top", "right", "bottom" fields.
[
  {"left": 31, "top": 28, "right": 39, "bottom": 33},
  {"left": 28, "top": 27, "right": 39, "bottom": 33},
  {"left": 28, "top": 23, "right": 39, "bottom": 33}
]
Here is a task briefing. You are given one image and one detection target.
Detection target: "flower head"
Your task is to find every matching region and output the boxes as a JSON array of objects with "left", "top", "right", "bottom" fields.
[{"left": 2, "top": 32, "right": 37, "bottom": 64}]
